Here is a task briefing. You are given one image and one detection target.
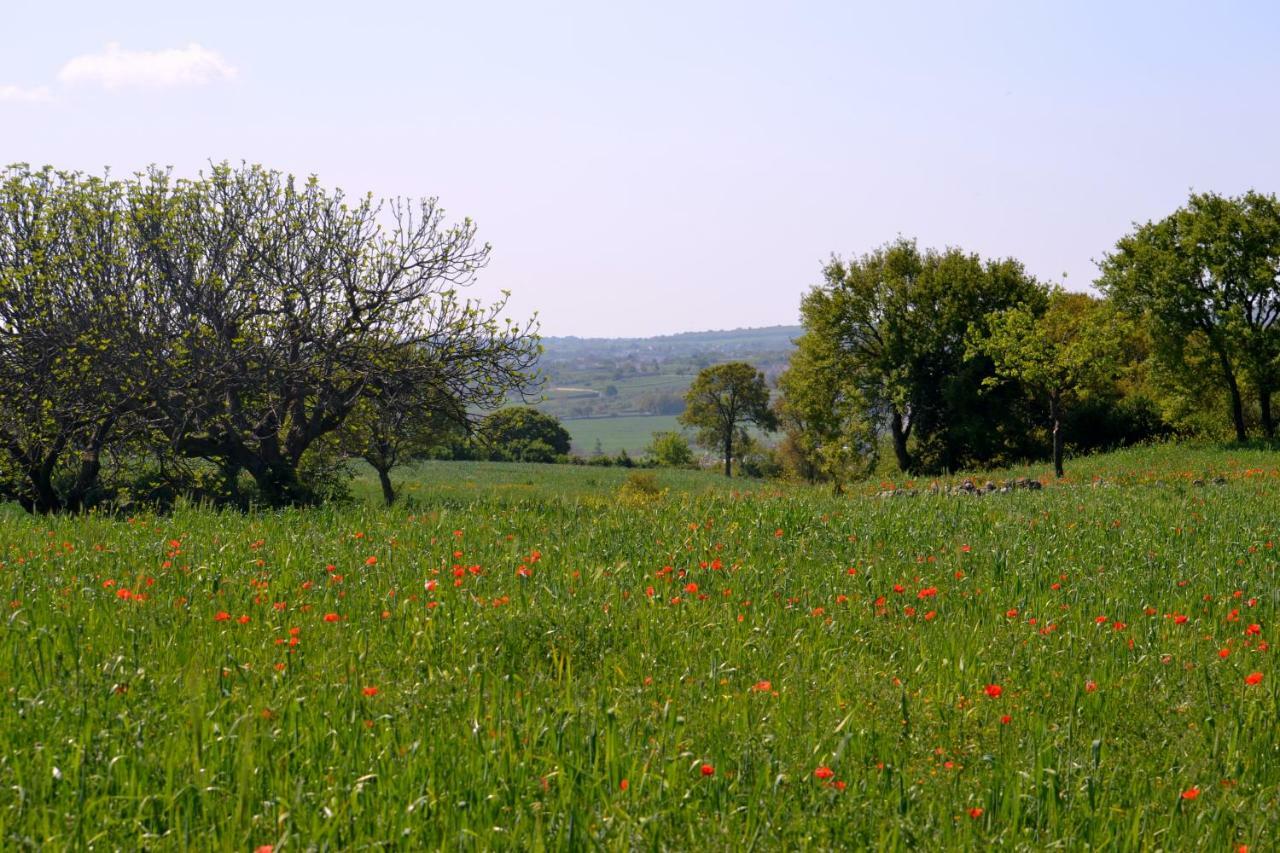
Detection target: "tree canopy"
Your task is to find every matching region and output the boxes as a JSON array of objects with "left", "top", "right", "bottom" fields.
[
  {"left": 1098, "top": 190, "right": 1280, "bottom": 441},
  {"left": 796, "top": 239, "right": 1045, "bottom": 474},
  {"left": 679, "top": 362, "right": 776, "bottom": 477},
  {"left": 0, "top": 162, "right": 539, "bottom": 512}
]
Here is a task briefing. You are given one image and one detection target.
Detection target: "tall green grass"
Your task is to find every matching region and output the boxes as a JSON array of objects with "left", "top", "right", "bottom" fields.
[{"left": 0, "top": 446, "right": 1276, "bottom": 849}]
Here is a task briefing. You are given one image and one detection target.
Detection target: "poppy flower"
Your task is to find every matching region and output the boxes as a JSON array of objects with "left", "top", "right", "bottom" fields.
[
  {"left": 1181, "top": 787, "right": 1200, "bottom": 800},
  {"left": 323, "top": 612, "right": 340, "bottom": 622},
  {"left": 619, "top": 779, "right": 629, "bottom": 791},
  {"left": 984, "top": 684, "right": 1003, "bottom": 698},
  {"left": 814, "top": 766, "right": 834, "bottom": 780},
  {"left": 214, "top": 611, "right": 231, "bottom": 622},
  {"left": 362, "top": 686, "right": 379, "bottom": 696},
  {"left": 700, "top": 764, "right": 715, "bottom": 777},
  {"left": 1000, "top": 714, "right": 1011, "bottom": 725},
  {"left": 1085, "top": 680, "right": 1098, "bottom": 693},
  {"left": 968, "top": 807, "right": 983, "bottom": 818},
  {"left": 752, "top": 680, "right": 772, "bottom": 692},
  {"left": 1245, "top": 672, "right": 1263, "bottom": 686}
]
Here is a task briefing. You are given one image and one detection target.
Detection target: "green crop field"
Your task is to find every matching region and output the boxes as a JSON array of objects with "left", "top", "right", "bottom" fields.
[
  {"left": 2, "top": 444, "right": 1278, "bottom": 849},
  {"left": 562, "top": 414, "right": 684, "bottom": 455}
]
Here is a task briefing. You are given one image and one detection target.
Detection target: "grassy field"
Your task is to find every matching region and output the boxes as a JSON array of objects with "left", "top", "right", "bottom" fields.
[
  {"left": 1, "top": 445, "right": 1279, "bottom": 849},
  {"left": 562, "top": 413, "right": 683, "bottom": 455}
]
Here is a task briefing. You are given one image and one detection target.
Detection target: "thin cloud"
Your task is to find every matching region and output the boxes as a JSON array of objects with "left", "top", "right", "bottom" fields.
[
  {"left": 0, "top": 84, "right": 52, "bottom": 103},
  {"left": 57, "top": 42, "right": 237, "bottom": 91}
]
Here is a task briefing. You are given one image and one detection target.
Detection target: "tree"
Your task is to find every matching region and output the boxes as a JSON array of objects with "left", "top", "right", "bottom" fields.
[
  {"left": 774, "top": 331, "right": 877, "bottom": 490},
  {"left": 340, "top": 351, "right": 467, "bottom": 505},
  {"left": 646, "top": 431, "right": 694, "bottom": 467},
  {"left": 479, "top": 407, "right": 570, "bottom": 461},
  {"left": 0, "top": 166, "right": 151, "bottom": 512},
  {"left": 1098, "top": 191, "right": 1280, "bottom": 440},
  {"left": 797, "top": 239, "right": 1044, "bottom": 474},
  {"left": 970, "top": 291, "right": 1125, "bottom": 478},
  {"left": 678, "top": 362, "right": 776, "bottom": 477},
  {"left": 0, "top": 162, "right": 539, "bottom": 513},
  {"left": 129, "top": 163, "right": 540, "bottom": 506}
]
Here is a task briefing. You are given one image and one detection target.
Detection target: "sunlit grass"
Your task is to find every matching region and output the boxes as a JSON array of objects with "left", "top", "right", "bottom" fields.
[{"left": 1, "top": 446, "right": 1277, "bottom": 849}]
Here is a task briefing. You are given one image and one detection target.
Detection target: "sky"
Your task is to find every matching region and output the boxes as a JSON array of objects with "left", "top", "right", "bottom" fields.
[{"left": 2, "top": 1, "right": 1279, "bottom": 337}]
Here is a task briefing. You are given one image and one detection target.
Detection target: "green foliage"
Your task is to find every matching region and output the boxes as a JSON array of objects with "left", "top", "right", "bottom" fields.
[
  {"left": 970, "top": 291, "right": 1127, "bottom": 476},
  {"left": 479, "top": 407, "right": 572, "bottom": 461},
  {"left": 796, "top": 239, "right": 1045, "bottom": 474},
  {"left": 646, "top": 431, "right": 695, "bottom": 467},
  {"left": 1099, "top": 190, "right": 1280, "bottom": 441},
  {"left": 775, "top": 324, "right": 878, "bottom": 488},
  {"left": 678, "top": 362, "right": 777, "bottom": 477},
  {"left": 0, "top": 162, "right": 539, "bottom": 513}
]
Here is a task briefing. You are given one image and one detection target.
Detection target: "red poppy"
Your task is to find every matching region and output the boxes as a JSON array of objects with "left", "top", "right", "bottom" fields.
[
  {"left": 1000, "top": 714, "right": 1011, "bottom": 725},
  {"left": 619, "top": 779, "right": 629, "bottom": 791},
  {"left": 1245, "top": 671, "right": 1264, "bottom": 686},
  {"left": 214, "top": 611, "right": 231, "bottom": 622},
  {"left": 362, "top": 686, "right": 378, "bottom": 696},
  {"left": 700, "top": 764, "right": 715, "bottom": 777},
  {"left": 1085, "top": 680, "right": 1098, "bottom": 693},
  {"left": 984, "top": 684, "right": 1002, "bottom": 698},
  {"left": 814, "top": 766, "right": 834, "bottom": 780},
  {"left": 968, "top": 807, "right": 983, "bottom": 818},
  {"left": 1181, "top": 787, "right": 1200, "bottom": 800},
  {"left": 752, "top": 680, "right": 772, "bottom": 692},
  {"left": 323, "top": 612, "right": 340, "bottom": 622}
]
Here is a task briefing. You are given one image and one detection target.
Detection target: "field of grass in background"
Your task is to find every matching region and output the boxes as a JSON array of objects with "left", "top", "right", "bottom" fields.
[
  {"left": 562, "top": 413, "right": 683, "bottom": 456},
  {"left": 1, "top": 443, "right": 1278, "bottom": 849}
]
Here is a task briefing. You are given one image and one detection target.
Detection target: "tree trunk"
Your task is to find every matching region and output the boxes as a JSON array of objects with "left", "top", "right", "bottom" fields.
[
  {"left": 245, "top": 454, "right": 312, "bottom": 507},
  {"left": 1260, "top": 384, "right": 1275, "bottom": 439},
  {"left": 723, "top": 431, "right": 733, "bottom": 478},
  {"left": 25, "top": 463, "right": 62, "bottom": 514},
  {"left": 377, "top": 467, "right": 396, "bottom": 506},
  {"left": 889, "top": 408, "right": 913, "bottom": 473},
  {"left": 1213, "top": 346, "right": 1248, "bottom": 442},
  {"left": 1050, "top": 395, "right": 1064, "bottom": 479}
]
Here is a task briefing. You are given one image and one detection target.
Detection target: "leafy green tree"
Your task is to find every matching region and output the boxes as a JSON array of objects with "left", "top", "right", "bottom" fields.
[
  {"left": 0, "top": 166, "right": 151, "bottom": 512},
  {"left": 479, "top": 407, "right": 570, "bottom": 461},
  {"left": 774, "top": 330, "right": 876, "bottom": 489},
  {"left": 340, "top": 357, "right": 466, "bottom": 505},
  {"left": 798, "top": 239, "right": 1044, "bottom": 474},
  {"left": 129, "top": 163, "right": 540, "bottom": 506},
  {"left": 1098, "top": 191, "right": 1280, "bottom": 440},
  {"left": 970, "top": 291, "right": 1126, "bottom": 478},
  {"left": 679, "top": 362, "right": 776, "bottom": 477},
  {"left": 646, "top": 431, "right": 694, "bottom": 467},
  {"left": 0, "top": 162, "right": 540, "bottom": 513}
]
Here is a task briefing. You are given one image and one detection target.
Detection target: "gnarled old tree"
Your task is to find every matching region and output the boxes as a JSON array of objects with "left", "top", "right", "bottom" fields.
[
  {"left": 128, "top": 164, "right": 539, "bottom": 507},
  {"left": 0, "top": 162, "right": 539, "bottom": 513},
  {"left": 0, "top": 166, "right": 151, "bottom": 513}
]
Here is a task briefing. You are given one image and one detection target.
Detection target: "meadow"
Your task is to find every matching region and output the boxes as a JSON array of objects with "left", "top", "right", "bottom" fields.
[{"left": 1, "top": 445, "right": 1277, "bottom": 849}]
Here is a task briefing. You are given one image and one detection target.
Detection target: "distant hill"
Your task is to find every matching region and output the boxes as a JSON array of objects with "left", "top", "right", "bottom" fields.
[
  {"left": 528, "top": 325, "right": 800, "bottom": 455},
  {"left": 541, "top": 325, "right": 801, "bottom": 361}
]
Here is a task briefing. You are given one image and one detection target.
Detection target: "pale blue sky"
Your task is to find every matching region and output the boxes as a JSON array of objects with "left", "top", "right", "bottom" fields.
[{"left": 2, "top": 1, "right": 1278, "bottom": 336}]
